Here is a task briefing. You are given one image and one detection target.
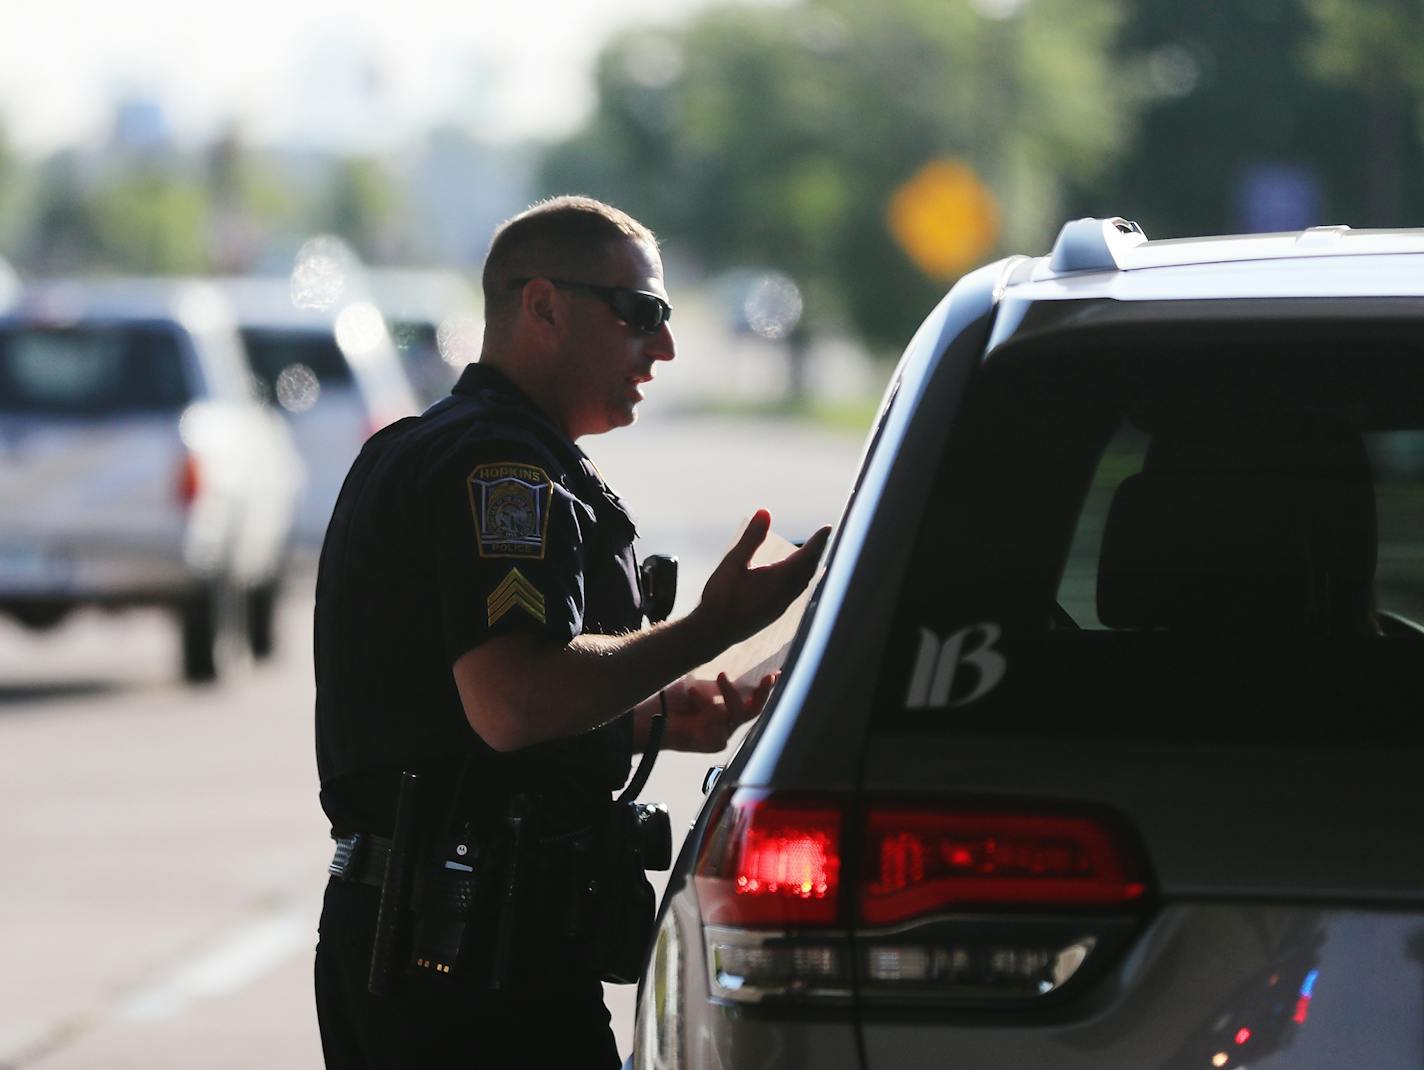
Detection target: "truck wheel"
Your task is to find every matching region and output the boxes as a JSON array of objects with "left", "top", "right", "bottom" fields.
[
  {"left": 180, "top": 591, "right": 220, "bottom": 683},
  {"left": 180, "top": 582, "right": 245, "bottom": 684},
  {"left": 247, "top": 581, "right": 278, "bottom": 660}
]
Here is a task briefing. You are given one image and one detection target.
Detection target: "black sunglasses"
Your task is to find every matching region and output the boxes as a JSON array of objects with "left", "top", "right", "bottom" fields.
[{"left": 507, "top": 277, "right": 672, "bottom": 335}]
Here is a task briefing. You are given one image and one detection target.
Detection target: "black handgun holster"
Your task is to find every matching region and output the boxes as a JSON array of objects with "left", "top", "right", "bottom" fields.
[
  {"left": 588, "top": 801, "right": 663, "bottom": 984},
  {"left": 493, "top": 797, "right": 668, "bottom": 988}
]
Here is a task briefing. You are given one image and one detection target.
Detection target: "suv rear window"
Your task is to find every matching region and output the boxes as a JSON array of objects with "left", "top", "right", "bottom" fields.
[
  {"left": 0, "top": 324, "right": 191, "bottom": 414},
  {"left": 1059, "top": 424, "right": 1424, "bottom": 629},
  {"left": 875, "top": 304, "right": 1424, "bottom": 745}
]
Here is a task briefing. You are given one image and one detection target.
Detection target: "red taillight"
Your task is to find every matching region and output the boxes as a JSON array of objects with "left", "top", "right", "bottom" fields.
[
  {"left": 695, "top": 792, "right": 1150, "bottom": 1005},
  {"left": 694, "top": 791, "right": 842, "bottom": 927},
  {"left": 861, "top": 808, "right": 1148, "bottom": 926},
  {"left": 177, "top": 454, "right": 200, "bottom": 506}
]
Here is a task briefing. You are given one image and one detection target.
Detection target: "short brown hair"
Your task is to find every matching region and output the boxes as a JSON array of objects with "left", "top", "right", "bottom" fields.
[{"left": 481, "top": 196, "right": 658, "bottom": 321}]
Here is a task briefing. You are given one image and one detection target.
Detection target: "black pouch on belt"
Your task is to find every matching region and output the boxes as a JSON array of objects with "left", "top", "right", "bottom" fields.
[{"left": 591, "top": 800, "right": 672, "bottom": 984}]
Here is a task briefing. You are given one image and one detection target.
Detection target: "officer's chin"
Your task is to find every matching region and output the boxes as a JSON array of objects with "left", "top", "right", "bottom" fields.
[{"left": 582, "top": 407, "right": 637, "bottom": 439}]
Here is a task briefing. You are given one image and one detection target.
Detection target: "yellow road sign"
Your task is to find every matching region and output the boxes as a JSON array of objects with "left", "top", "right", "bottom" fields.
[{"left": 888, "top": 158, "right": 1000, "bottom": 279}]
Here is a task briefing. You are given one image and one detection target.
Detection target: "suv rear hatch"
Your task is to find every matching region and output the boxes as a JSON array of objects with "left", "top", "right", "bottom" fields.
[{"left": 851, "top": 301, "right": 1424, "bottom": 1066}]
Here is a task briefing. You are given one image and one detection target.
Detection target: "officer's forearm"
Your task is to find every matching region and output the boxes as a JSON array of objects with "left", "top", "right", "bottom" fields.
[{"left": 453, "top": 611, "right": 728, "bottom": 753}]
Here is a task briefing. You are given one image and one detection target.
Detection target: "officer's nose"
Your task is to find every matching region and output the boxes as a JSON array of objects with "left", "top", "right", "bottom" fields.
[{"left": 646, "top": 320, "right": 675, "bottom": 363}]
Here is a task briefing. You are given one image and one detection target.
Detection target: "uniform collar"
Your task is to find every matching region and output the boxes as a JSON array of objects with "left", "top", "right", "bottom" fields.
[
  {"left": 453, "top": 361, "right": 540, "bottom": 413},
  {"left": 453, "top": 362, "right": 570, "bottom": 441}
]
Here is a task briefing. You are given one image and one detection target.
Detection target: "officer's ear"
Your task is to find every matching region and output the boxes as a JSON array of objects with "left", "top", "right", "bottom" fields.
[{"left": 520, "top": 278, "right": 561, "bottom": 335}]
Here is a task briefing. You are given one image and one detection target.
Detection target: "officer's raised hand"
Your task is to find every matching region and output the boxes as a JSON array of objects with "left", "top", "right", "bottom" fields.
[{"left": 693, "top": 510, "right": 832, "bottom": 647}]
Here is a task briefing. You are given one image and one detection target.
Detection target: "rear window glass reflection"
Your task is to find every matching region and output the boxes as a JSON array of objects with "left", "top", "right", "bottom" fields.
[{"left": 240, "top": 329, "right": 354, "bottom": 414}]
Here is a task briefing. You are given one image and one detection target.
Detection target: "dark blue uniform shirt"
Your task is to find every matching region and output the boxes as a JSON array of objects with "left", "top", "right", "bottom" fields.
[{"left": 314, "top": 362, "right": 643, "bottom": 840}]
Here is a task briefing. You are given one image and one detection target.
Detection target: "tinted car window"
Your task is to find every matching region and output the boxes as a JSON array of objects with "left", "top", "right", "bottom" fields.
[
  {"left": 1060, "top": 424, "right": 1424, "bottom": 629},
  {"left": 239, "top": 328, "right": 354, "bottom": 411},
  {"left": 876, "top": 313, "right": 1424, "bottom": 746},
  {"left": 0, "top": 324, "right": 191, "bottom": 414},
  {"left": 389, "top": 319, "right": 437, "bottom": 358}
]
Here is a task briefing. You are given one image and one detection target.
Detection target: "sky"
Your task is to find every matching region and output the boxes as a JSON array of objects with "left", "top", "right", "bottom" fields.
[{"left": 0, "top": 0, "right": 748, "bottom": 156}]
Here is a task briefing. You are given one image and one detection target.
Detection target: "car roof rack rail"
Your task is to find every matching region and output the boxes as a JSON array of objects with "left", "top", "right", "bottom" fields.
[{"left": 1049, "top": 217, "right": 1148, "bottom": 274}]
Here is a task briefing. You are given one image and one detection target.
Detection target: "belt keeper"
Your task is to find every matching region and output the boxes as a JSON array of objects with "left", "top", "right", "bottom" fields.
[{"left": 329, "top": 833, "right": 367, "bottom": 879}]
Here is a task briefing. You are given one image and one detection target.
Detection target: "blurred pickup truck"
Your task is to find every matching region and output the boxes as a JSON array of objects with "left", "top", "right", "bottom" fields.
[{"left": 0, "top": 279, "right": 303, "bottom": 683}]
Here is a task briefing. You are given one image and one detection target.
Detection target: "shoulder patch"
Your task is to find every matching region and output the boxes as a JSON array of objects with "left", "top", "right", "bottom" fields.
[
  {"left": 467, "top": 462, "right": 553, "bottom": 559},
  {"left": 488, "top": 567, "right": 547, "bottom": 627}
]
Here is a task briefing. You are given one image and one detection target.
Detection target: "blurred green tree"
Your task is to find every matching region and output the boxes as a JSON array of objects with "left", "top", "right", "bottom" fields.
[
  {"left": 18, "top": 152, "right": 212, "bottom": 275},
  {"left": 320, "top": 156, "right": 404, "bottom": 263},
  {"left": 540, "top": 0, "right": 1125, "bottom": 354},
  {"left": 0, "top": 121, "right": 19, "bottom": 255},
  {"left": 14, "top": 145, "right": 408, "bottom": 277},
  {"left": 1085, "top": 0, "right": 1424, "bottom": 236},
  {"left": 205, "top": 130, "right": 302, "bottom": 272},
  {"left": 1306, "top": 0, "right": 1424, "bottom": 225},
  {"left": 21, "top": 153, "right": 108, "bottom": 274},
  {"left": 89, "top": 169, "right": 210, "bottom": 273}
]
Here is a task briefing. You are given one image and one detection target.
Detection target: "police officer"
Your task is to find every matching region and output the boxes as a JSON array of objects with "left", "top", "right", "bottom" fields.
[{"left": 313, "top": 196, "right": 831, "bottom": 1068}]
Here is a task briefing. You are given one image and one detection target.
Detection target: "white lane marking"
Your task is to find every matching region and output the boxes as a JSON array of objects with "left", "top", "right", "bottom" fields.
[{"left": 119, "top": 911, "right": 312, "bottom": 1022}]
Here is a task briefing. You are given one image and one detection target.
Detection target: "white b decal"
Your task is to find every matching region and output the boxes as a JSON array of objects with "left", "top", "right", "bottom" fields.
[{"left": 904, "top": 623, "right": 1007, "bottom": 710}]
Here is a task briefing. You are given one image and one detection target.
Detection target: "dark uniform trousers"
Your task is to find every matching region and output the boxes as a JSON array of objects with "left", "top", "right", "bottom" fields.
[{"left": 315, "top": 881, "right": 622, "bottom": 1069}]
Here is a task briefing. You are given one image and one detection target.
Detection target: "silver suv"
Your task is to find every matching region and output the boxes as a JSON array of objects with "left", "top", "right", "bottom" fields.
[
  {"left": 634, "top": 220, "right": 1424, "bottom": 1070},
  {"left": 0, "top": 279, "right": 302, "bottom": 681}
]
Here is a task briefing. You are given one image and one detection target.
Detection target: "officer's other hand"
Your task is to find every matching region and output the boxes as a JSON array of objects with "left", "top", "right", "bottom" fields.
[
  {"left": 662, "top": 671, "right": 776, "bottom": 753},
  {"left": 697, "top": 510, "right": 832, "bottom": 647}
]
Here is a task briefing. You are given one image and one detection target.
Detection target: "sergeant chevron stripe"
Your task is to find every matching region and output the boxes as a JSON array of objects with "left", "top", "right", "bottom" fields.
[{"left": 487, "top": 568, "right": 546, "bottom": 626}]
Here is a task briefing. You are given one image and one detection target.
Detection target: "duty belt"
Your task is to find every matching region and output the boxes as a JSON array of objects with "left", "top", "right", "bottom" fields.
[{"left": 328, "top": 833, "right": 393, "bottom": 888}]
